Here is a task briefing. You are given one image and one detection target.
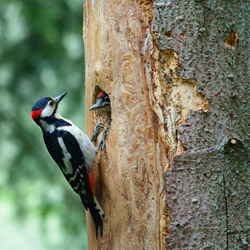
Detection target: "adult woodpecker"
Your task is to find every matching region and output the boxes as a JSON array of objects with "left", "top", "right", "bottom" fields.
[{"left": 31, "top": 92, "right": 105, "bottom": 237}]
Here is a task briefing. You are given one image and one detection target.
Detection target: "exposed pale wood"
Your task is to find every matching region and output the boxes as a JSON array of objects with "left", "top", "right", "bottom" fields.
[{"left": 83, "top": 1, "right": 167, "bottom": 249}]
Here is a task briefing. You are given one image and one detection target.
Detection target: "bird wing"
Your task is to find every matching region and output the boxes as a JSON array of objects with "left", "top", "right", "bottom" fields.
[
  {"left": 58, "top": 124, "right": 97, "bottom": 171},
  {"left": 57, "top": 129, "right": 104, "bottom": 237},
  {"left": 56, "top": 129, "right": 95, "bottom": 209}
]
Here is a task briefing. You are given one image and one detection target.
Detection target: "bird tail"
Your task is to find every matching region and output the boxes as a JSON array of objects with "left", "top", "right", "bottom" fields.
[{"left": 89, "top": 196, "right": 105, "bottom": 237}]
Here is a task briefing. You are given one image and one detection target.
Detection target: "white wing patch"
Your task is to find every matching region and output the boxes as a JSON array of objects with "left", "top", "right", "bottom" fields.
[
  {"left": 58, "top": 137, "right": 74, "bottom": 175},
  {"left": 57, "top": 124, "right": 97, "bottom": 171}
]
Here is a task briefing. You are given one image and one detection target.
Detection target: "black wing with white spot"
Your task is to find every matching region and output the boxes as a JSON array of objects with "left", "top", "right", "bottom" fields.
[
  {"left": 57, "top": 130, "right": 93, "bottom": 206},
  {"left": 58, "top": 130, "right": 104, "bottom": 236}
]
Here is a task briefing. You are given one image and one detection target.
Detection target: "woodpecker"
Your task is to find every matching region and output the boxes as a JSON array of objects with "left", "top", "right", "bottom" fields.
[
  {"left": 89, "top": 91, "right": 111, "bottom": 152},
  {"left": 89, "top": 91, "right": 111, "bottom": 111},
  {"left": 31, "top": 92, "right": 105, "bottom": 237}
]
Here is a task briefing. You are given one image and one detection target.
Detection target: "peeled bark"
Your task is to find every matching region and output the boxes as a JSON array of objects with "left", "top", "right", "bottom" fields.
[{"left": 83, "top": 1, "right": 249, "bottom": 249}]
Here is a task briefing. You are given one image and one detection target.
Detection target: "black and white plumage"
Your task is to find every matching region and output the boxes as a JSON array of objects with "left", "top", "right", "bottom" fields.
[{"left": 31, "top": 92, "right": 105, "bottom": 237}]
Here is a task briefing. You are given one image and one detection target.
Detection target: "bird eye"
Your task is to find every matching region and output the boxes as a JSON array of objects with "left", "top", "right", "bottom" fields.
[{"left": 49, "top": 101, "right": 54, "bottom": 106}]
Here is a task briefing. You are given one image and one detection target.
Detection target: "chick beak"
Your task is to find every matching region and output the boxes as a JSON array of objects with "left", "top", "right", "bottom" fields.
[{"left": 89, "top": 98, "right": 103, "bottom": 111}]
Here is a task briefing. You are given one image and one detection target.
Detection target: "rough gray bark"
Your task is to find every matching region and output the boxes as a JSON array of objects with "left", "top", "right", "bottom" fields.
[{"left": 154, "top": 1, "right": 250, "bottom": 249}]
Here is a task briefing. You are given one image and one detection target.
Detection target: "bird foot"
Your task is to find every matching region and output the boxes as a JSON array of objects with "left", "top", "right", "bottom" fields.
[
  {"left": 96, "top": 127, "right": 109, "bottom": 153},
  {"left": 91, "top": 123, "right": 103, "bottom": 142},
  {"left": 91, "top": 123, "right": 109, "bottom": 152}
]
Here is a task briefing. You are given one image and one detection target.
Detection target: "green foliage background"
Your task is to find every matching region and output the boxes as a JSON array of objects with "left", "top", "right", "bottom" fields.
[{"left": 0, "top": 0, "right": 88, "bottom": 249}]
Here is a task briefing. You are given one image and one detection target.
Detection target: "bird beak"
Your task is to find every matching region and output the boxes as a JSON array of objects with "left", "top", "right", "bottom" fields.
[
  {"left": 89, "top": 99, "right": 102, "bottom": 111},
  {"left": 54, "top": 92, "right": 67, "bottom": 104}
]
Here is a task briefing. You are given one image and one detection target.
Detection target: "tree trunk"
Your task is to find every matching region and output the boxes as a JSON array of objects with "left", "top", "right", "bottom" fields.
[{"left": 83, "top": 1, "right": 249, "bottom": 249}]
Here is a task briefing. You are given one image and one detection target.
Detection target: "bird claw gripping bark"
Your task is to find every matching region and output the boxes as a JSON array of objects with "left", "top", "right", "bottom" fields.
[
  {"left": 97, "top": 127, "right": 109, "bottom": 153},
  {"left": 91, "top": 123, "right": 104, "bottom": 142},
  {"left": 91, "top": 123, "right": 109, "bottom": 152}
]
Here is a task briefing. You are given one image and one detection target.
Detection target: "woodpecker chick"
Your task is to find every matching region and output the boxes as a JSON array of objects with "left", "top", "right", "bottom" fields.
[
  {"left": 89, "top": 91, "right": 110, "bottom": 111},
  {"left": 31, "top": 92, "right": 105, "bottom": 237},
  {"left": 89, "top": 91, "right": 111, "bottom": 152}
]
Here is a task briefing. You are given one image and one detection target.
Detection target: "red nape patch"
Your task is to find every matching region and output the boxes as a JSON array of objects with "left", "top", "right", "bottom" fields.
[
  {"left": 88, "top": 173, "right": 95, "bottom": 193},
  {"left": 97, "top": 91, "right": 105, "bottom": 98},
  {"left": 31, "top": 109, "right": 43, "bottom": 120}
]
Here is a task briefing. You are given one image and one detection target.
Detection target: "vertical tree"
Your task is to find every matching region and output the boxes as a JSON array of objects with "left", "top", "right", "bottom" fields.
[{"left": 83, "top": 1, "right": 249, "bottom": 249}]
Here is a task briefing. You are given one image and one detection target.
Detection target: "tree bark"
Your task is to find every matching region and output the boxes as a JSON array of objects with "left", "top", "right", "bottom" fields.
[{"left": 83, "top": 1, "right": 249, "bottom": 249}]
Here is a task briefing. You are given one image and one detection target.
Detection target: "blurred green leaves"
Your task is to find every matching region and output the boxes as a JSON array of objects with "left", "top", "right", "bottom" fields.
[{"left": 0, "top": 0, "right": 87, "bottom": 249}]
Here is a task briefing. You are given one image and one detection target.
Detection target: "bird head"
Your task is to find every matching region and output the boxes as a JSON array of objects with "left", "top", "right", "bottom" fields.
[
  {"left": 89, "top": 91, "right": 110, "bottom": 111},
  {"left": 31, "top": 92, "right": 67, "bottom": 122}
]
